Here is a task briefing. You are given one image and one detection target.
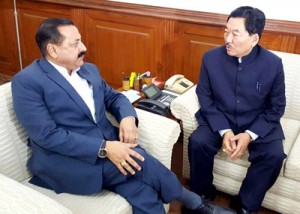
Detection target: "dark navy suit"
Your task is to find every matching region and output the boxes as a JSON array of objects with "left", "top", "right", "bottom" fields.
[
  {"left": 12, "top": 57, "right": 182, "bottom": 214},
  {"left": 189, "top": 45, "right": 286, "bottom": 211}
]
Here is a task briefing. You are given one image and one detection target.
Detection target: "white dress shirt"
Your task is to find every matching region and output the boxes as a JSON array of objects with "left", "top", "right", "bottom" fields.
[{"left": 48, "top": 61, "right": 96, "bottom": 122}]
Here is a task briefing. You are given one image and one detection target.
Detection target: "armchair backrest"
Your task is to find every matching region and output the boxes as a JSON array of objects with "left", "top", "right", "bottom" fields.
[
  {"left": 271, "top": 51, "right": 300, "bottom": 121},
  {"left": 0, "top": 82, "right": 31, "bottom": 182}
]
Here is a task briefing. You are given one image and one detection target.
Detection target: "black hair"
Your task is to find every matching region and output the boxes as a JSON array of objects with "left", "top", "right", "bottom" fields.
[
  {"left": 227, "top": 6, "right": 265, "bottom": 39},
  {"left": 35, "top": 18, "right": 74, "bottom": 56}
]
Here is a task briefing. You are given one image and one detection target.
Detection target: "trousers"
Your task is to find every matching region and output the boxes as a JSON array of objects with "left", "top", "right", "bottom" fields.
[
  {"left": 102, "top": 146, "right": 183, "bottom": 214},
  {"left": 188, "top": 125, "right": 286, "bottom": 211}
]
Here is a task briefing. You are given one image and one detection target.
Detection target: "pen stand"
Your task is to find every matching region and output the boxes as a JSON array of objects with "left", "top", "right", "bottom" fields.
[
  {"left": 142, "top": 77, "right": 152, "bottom": 85},
  {"left": 133, "top": 79, "right": 142, "bottom": 91},
  {"left": 122, "top": 78, "right": 130, "bottom": 91}
]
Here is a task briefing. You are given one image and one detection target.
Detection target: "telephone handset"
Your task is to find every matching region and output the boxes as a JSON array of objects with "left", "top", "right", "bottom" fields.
[
  {"left": 136, "top": 99, "right": 169, "bottom": 116},
  {"left": 164, "top": 74, "right": 194, "bottom": 94}
]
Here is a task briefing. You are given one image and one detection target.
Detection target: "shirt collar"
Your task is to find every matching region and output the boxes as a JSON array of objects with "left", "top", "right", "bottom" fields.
[
  {"left": 225, "top": 45, "right": 260, "bottom": 64},
  {"left": 239, "top": 45, "right": 259, "bottom": 64},
  {"left": 47, "top": 60, "right": 80, "bottom": 76}
]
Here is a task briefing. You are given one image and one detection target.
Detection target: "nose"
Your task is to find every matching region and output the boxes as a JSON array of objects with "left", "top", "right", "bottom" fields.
[
  {"left": 224, "top": 32, "right": 233, "bottom": 43},
  {"left": 80, "top": 41, "right": 87, "bottom": 52}
]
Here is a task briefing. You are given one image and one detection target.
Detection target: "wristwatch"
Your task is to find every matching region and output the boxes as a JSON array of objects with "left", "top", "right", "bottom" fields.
[{"left": 98, "top": 140, "right": 107, "bottom": 158}]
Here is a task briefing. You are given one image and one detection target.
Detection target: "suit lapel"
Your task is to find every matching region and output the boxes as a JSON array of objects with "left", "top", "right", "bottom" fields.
[{"left": 38, "top": 58, "right": 95, "bottom": 121}]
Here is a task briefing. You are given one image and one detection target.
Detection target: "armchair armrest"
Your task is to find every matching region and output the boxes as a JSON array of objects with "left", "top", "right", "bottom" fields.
[
  {"left": 0, "top": 174, "right": 72, "bottom": 214},
  {"left": 170, "top": 85, "right": 200, "bottom": 138},
  {"left": 170, "top": 85, "right": 200, "bottom": 178},
  {"left": 135, "top": 108, "right": 181, "bottom": 169},
  {"left": 106, "top": 108, "right": 181, "bottom": 169}
]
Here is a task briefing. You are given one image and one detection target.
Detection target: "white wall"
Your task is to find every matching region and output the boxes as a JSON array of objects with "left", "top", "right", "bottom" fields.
[{"left": 109, "top": 0, "right": 300, "bottom": 22}]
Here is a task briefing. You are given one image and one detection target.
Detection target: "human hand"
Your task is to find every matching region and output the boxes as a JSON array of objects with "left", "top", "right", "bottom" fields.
[
  {"left": 228, "top": 132, "right": 251, "bottom": 160},
  {"left": 106, "top": 141, "right": 144, "bottom": 175},
  {"left": 119, "top": 117, "right": 138, "bottom": 144},
  {"left": 222, "top": 130, "right": 236, "bottom": 155}
]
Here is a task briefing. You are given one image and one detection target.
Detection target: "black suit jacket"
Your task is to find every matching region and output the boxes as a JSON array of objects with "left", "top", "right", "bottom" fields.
[{"left": 195, "top": 45, "right": 285, "bottom": 142}]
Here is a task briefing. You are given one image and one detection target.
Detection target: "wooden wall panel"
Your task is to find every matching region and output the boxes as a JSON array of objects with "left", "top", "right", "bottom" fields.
[
  {"left": 295, "top": 36, "right": 300, "bottom": 53},
  {"left": 174, "top": 23, "right": 224, "bottom": 83},
  {"left": 0, "top": 0, "right": 20, "bottom": 78},
  {"left": 18, "top": 11, "right": 51, "bottom": 67},
  {"left": 259, "top": 32, "right": 296, "bottom": 52},
  {"left": 1, "top": 0, "right": 297, "bottom": 88},
  {"left": 84, "top": 10, "right": 167, "bottom": 87},
  {"left": 17, "top": 2, "right": 72, "bottom": 68}
]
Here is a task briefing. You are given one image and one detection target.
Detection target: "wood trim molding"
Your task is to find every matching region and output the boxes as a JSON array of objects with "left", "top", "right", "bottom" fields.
[{"left": 18, "top": 0, "right": 300, "bottom": 35}]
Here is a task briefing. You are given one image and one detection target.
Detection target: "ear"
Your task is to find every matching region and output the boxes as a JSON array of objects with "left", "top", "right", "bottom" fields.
[
  {"left": 46, "top": 43, "right": 58, "bottom": 58},
  {"left": 252, "top": 34, "right": 259, "bottom": 47}
]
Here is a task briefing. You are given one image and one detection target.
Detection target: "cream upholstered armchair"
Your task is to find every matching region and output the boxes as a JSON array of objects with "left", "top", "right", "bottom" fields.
[
  {"left": 0, "top": 82, "right": 180, "bottom": 213},
  {"left": 170, "top": 50, "right": 300, "bottom": 214}
]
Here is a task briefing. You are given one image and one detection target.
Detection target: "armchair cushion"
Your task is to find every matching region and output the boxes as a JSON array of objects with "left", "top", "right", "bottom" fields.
[{"left": 0, "top": 174, "right": 71, "bottom": 214}]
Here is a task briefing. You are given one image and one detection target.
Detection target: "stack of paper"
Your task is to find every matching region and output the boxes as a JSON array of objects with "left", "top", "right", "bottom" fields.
[{"left": 121, "top": 89, "right": 141, "bottom": 103}]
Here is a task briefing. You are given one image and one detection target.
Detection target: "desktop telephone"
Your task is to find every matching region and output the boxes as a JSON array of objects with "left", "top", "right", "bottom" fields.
[
  {"left": 136, "top": 99, "right": 169, "bottom": 116},
  {"left": 164, "top": 74, "right": 194, "bottom": 94}
]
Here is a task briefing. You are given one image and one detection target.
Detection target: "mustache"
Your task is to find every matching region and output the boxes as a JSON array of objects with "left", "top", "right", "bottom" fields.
[{"left": 78, "top": 51, "right": 86, "bottom": 58}]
